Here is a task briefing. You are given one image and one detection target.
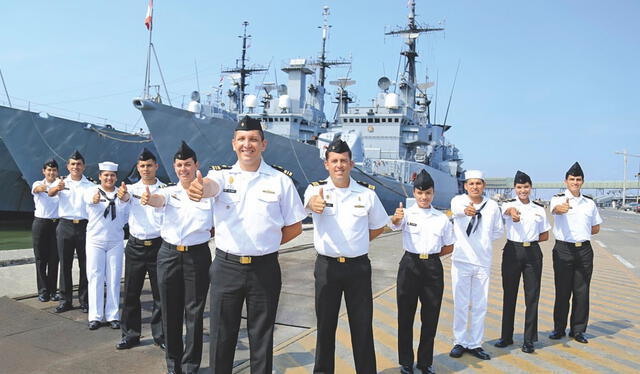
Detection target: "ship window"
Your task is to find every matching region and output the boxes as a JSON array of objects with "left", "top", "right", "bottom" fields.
[
  {"left": 293, "top": 118, "right": 298, "bottom": 123},
  {"left": 374, "top": 118, "right": 380, "bottom": 123},
  {"left": 343, "top": 118, "right": 348, "bottom": 123},
  {"left": 367, "top": 118, "right": 373, "bottom": 123},
  {"left": 268, "top": 118, "right": 273, "bottom": 122},
  {"left": 394, "top": 118, "right": 399, "bottom": 123},
  {"left": 381, "top": 118, "right": 386, "bottom": 123}
]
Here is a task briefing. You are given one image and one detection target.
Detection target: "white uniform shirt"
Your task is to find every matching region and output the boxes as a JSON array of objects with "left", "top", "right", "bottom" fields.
[
  {"left": 450, "top": 194, "right": 504, "bottom": 268},
  {"left": 501, "top": 198, "right": 551, "bottom": 242},
  {"left": 207, "top": 160, "right": 306, "bottom": 256},
  {"left": 51, "top": 175, "right": 94, "bottom": 220},
  {"left": 84, "top": 187, "right": 130, "bottom": 242},
  {"left": 390, "top": 205, "right": 454, "bottom": 255},
  {"left": 32, "top": 179, "right": 59, "bottom": 219},
  {"left": 157, "top": 184, "right": 215, "bottom": 246},
  {"left": 126, "top": 180, "right": 165, "bottom": 240},
  {"left": 550, "top": 189, "right": 603, "bottom": 242},
  {"left": 303, "top": 177, "right": 389, "bottom": 258}
]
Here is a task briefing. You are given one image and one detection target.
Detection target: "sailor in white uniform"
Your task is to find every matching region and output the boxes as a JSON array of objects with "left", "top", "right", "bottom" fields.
[
  {"left": 494, "top": 170, "right": 550, "bottom": 353},
  {"left": 390, "top": 170, "right": 454, "bottom": 374},
  {"left": 548, "top": 162, "right": 602, "bottom": 344},
  {"left": 84, "top": 161, "right": 129, "bottom": 330},
  {"left": 449, "top": 170, "right": 503, "bottom": 360}
]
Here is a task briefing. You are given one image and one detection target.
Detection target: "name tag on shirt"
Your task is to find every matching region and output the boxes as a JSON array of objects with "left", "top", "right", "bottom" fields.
[
  {"left": 354, "top": 204, "right": 365, "bottom": 208},
  {"left": 407, "top": 222, "right": 417, "bottom": 226},
  {"left": 223, "top": 189, "right": 236, "bottom": 193},
  {"left": 132, "top": 194, "right": 141, "bottom": 199},
  {"left": 171, "top": 194, "right": 180, "bottom": 201},
  {"left": 262, "top": 190, "right": 275, "bottom": 194},
  {"left": 99, "top": 199, "right": 106, "bottom": 202}
]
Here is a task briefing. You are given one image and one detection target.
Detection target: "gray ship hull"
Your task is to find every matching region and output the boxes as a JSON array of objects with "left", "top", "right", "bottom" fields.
[
  {"left": 0, "top": 105, "right": 170, "bottom": 202},
  {"left": 135, "top": 99, "right": 458, "bottom": 212},
  {"left": 0, "top": 138, "right": 33, "bottom": 212}
]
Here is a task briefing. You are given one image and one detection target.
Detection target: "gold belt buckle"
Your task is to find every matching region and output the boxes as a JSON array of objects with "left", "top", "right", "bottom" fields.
[
  {"left": 419, "top": 253, "right": 429, "bottom": 259},
  {"left": 143, "top": 240, "right": 152, "bottom": 246},
  {"left": 176, "top": 245, "right": 188, "bottom": 252},
  {"left": 523, "top": 242, "right": 531, "bottom": 247},
  {"left": 240, "top": 256, "right": 252, "bottom": 264},
  {"left": 337, "top": 257, "right": 346, "bottom": 263},
  {"left": 72, "top": 219, "right": 80, "bottom": 224},
  {"left": 575, "top": 242, "right": 582, "bottom": 247}
]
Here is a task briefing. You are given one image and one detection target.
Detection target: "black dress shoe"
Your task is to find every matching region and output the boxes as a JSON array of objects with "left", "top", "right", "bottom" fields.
[
  {"left": 571, "top": 332, "right": 588, "bottom": 344},
  {"left": 449, "top": 344, "right": 465, "bottom": 358},
  {"left": 50, "top": 293, "right": 60, "bottom": 301},
  {"left": 154, "top": 340, "right": 166, "bottom": 351},
  {"left": 418, "top": 366, "right": 435, "bottom": 374},
  {"left": 88, "top": 320, "right": 101, "bottom": 330},
  {"left": 494, "top": 338, "right": 513, "bottom": 348},
  {"left": 521, "top": 342, "right": 535, "bottom": 353},
  {"left": 549, "top": 330, "right": 566, "bottom": 340},
  {"left": 108, "top": 320, "right": 120, "bottom": 329},
  {"left": 400, "top": 365, "right": 413, "bottom": 374},
  {"left": 116, "top": 337, "right": 140, "bottom": 350},
  {"left": 38, "top": 294, "right": 50, "bottom": 302},
  {"left": 55, "top": 303, "right": 73, "bottom": 313},
  {"left": 80, "top": 304, "right": 89, "bottom": 313},
  {"left": 467, "top": 347, "right": 491, "bottom": 360}
]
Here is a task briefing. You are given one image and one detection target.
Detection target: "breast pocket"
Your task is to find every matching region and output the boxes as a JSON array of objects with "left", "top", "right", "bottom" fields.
[{"left": 256, "top": 191, "right": 281, "bottom": 218}]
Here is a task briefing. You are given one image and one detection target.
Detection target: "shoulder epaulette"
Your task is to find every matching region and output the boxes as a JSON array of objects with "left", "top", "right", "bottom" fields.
[
  {"left": 210, "top": 165, "right": 232, "bottom": 171},
  {"left": 357, "top": 180, "right": 375, "bottom": 190},
  {"left": 270, "top": 164, "right": 293, "bottom": 177},
  {"left": 584, "top": 194, "right": 593, "bottom": 200},
  {"left": 554, "top": 193, "right": 565, "bottom": 197},
  {"left": 160, "top": 182, "right": 176, "bottom": 189},
  {"left": 311, "top": 180, "right": 328, "bottom": 187},
  {"left": 88, "top": 177, "right": 98, "bottom": 184},
  {"left": 533, "top": 201, "right": 544, "bottom": 207},
  {"left": 504, "top": 198, "right": 516, "bottom": 202}
]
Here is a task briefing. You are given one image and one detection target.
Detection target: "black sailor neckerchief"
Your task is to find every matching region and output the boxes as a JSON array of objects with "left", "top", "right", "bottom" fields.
[
  {"left": 466, "top": 200, "right": 488, "bottom": 236},
  {"left": 98, "top": 188, "right": 117, "bottom": 220}
]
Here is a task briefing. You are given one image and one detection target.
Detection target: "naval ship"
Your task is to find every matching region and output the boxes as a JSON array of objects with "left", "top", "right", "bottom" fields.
[{"left": 135, "top": 1, "right": 464, "bottom": 211}]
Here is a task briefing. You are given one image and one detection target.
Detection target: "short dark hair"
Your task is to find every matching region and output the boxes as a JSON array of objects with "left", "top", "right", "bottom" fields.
[
  {"left": 233, "top": 128, "right": 265, "bottom": 141},
  {"left": 43, "top": 159, "right": 58, "bottom": 169},
  {"left": 325, "top": 149, "right": 352, "bottom": 161}
]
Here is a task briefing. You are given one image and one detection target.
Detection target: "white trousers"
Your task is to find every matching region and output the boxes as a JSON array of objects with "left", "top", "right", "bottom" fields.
[
  {"left": 86, "top": 239, "right": 124, "bottom": 322},
  {"left": 451, "top": 260, "right": 490, "bottom": 349}
]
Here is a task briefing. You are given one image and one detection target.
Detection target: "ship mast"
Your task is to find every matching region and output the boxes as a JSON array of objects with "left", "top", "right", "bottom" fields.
[
  {"left": 385, "top": 0, "right": 443, "bottom": 109},
  {"left": 222, "top": 21, "right": 267, "bottom": 113},
  {"left": 314, "top": 6, "right": 349, "bottom": 113}
]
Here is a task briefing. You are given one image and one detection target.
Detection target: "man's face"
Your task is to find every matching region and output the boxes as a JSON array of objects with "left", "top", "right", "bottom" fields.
[
  {"left": 67, "top": 159, "right": 85, "bottom": 177},
  {"left": 232, "top": 130, "right": 266, "bottom": 163},
  {"left": 413, "top": 187, "right": 434, "bottom": 209},
  {"left": 42, "top": 166, "right": 58, "bottom": 182},
  {"left": 464, "top": 178, "right": 485, "bottom": 198},
  {"left": 565, "top": 175, "right": 584, "bottom": 195},
  {"left": 324, "top": 151, "right": 353, "bottom": 181},
  {"left": 137, "top": 159, "right": 158, "bottom": 180},
  {"left": 99, "top": 171, "right": 117, "bottom": 189},
  {"left": 174, "top": 158, "right": 198, "bottom": 183},
  {"left": 514, "top": 182, "right": 532, "bottom": 201}
]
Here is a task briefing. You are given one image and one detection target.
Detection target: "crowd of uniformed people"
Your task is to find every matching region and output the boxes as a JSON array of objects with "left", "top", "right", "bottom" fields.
[{"left": 30, "top": 116, "right": 602, "bottom": 374}]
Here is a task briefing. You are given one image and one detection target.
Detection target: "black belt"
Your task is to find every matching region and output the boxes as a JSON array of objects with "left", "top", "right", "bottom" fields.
[
  {"left": 35, "top": 217, "right": 59, "bottom": 223},
  {"left": 130, "top": 235, "right": 162, "bottom": 247},
  {"left": 60, "top": 218, "right": 87, "bottom": 224},
  {"left": 405, "top": 251, "right": 441, "bottom": 260},
  {"left": 317, "top": 253, "right": 368, "bottom": 263},
  {"left": 557, "top": 240, "right": 590, "bottom": 248},
  {"left": 164, "top": 241, "right": 209, "bottom": 252},
  {"left": 507, "top": 239, "right": 539, "bottom": 248},
  {"left": 215, "top": 248, "right": 277, "bottom": 264}
]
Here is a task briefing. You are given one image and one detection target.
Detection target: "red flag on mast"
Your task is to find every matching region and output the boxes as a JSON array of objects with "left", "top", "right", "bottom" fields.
[{"left": 144, "top": 0, "right": 153, "bottom": 30}]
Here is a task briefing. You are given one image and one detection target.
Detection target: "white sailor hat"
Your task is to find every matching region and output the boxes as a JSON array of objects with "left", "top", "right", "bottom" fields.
[
  {"left": 464, "top": 169, "right": 484, "bottom": 181},
  {"left": 98, "top": 161, "right": 118, "bottom": 172}
]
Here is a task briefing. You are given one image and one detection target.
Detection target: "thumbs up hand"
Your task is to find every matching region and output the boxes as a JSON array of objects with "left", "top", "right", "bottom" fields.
[
  {"left": 92, "top": 189, "right": 101, "bottom": 204},
  {"left": 391, "top": 201, "right": 405, "bottom": 225},
  {"left": 117, "top": 181, "right": 129, "bottom": 200},
  {"left": 33, "top": 183, "right": 47, "bottom": 194},
  {"left": 555, "top": 197, "right": 571, "bottom": 214},
  {"left": 188, "top": 170, "right": 205, "bottom": 202},
  {"left": 141, "top": 185, "right": 151, "bottom": 206},
  {"left": 309, "top": 187, "right": 326, "bottom": 214},
  {"left": 57, "top": 177, "right": 66, "bottom": 192},
  {"left": 464, "top": 201, "right": 477, "bottom": 217}
]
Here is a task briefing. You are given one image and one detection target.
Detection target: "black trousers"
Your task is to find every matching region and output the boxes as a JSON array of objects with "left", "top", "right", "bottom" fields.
[
  {"left": 209, "top": 249, "right": 281, "bottom": 374},
  {"left": 120, "top": 236, "right": 163, "bottom": 343},
  {"left": 32, "top": 217, "right": 59, "bottom": 297},
  {"left": 314, "top": 254, "right": 376, "bottom": 374},
  {"left": 552, "top": 240, "right": 593, "bottom": 334},
  {"left": 56, "top": 218, "right": 88, "bottom": 306},
  {"left": 397, "top": 252, "right": 443, "bottom": 369},
  {"left": 157, "top": 241, "right": 211, "bottom": 374},
  {"left": 499, "top": 240, "right": 542, "bottom": 343}
]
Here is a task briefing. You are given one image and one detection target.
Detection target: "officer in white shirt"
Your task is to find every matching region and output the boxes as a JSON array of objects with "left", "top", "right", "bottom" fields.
[
  {"left": 548, "top": 162, "right": 602, "bottom": 344},
  {"left": 494, "top": 170, "right": 550, "bottom": 354},
  {"left": 31, "top": 158, "right": 61, "bottom": 302},
  {"left": 145, "top": 141, "right": 214, "bottom": 374},
  {"left": 188, "top": 116, "right": 306, "bottom": 374},
  {"left": 390, "top": 170, "right": 454, "bottom": 374},
  {"left": 48, "top": 150, "right": 94, "bottom": 313},
  {"left": 116, "top": 148, "right": 166, "bottom": 350},
  {"left": 84, "top": 161, "right": 129, "bottom": 330},
  {"left": 304, "top": 138, "right": 389, "bottom": 374},
  {"left": 449, "top": 170, "right": 503, "bottom": 361}
]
